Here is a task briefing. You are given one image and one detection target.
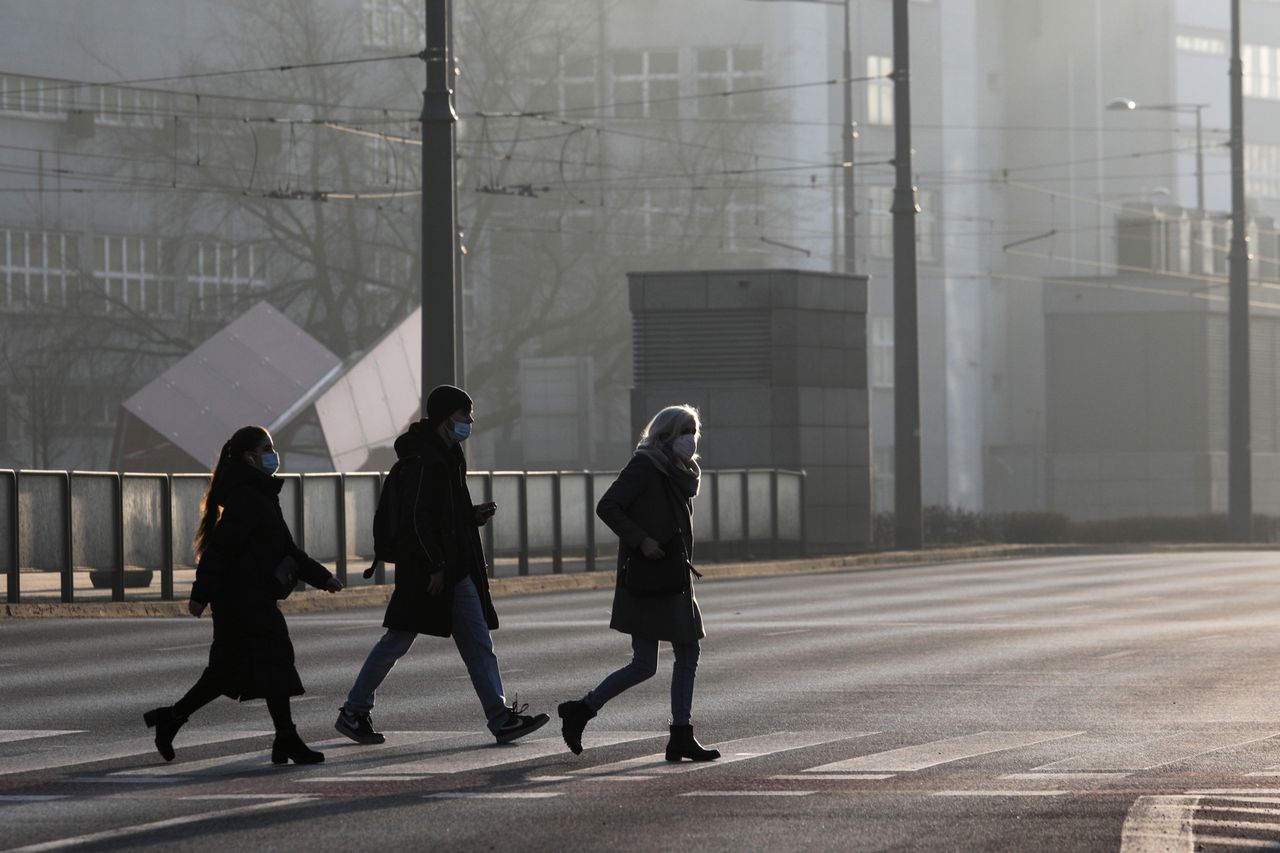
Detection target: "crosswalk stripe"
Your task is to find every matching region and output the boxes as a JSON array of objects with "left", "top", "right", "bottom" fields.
[
  {"left": 1118, "top": 795, "right": 1198, "bottom": 853},
  {"left": 681, "top": 791, "right": 816, "bottom": 797},
  {"left": 568, "top": 731, "right": 869, "bottom": 778},
  {"left": 0, "top": 730, "right": 273, "bottom": 777},
  {"left": 1037, "top": 729, "right": 1280, "bottom": 772},
  {"left": 0, "top": 731, "right": 84, "bottom": 746},
  {"left": 803, "top": 731, "right": 1081, "bottom": 773},
  {"left": 933, "top": 790, "right": 1070, "bottom": 797},
  {"left": 424, "top": 792, "right": 560, "bottom": 799},
  {"left": 346, "top": 732, "right": 656, "bottom": 776},
  {"left": 112, "top": 731, "right": 460, "bottom": 777}
]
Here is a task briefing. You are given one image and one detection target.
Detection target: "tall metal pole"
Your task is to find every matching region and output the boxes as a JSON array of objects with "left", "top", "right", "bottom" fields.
[
  {"left": 1228, "top": 0, "right": 1252, "bottom": 540},
  {"left": 891, "top": 0, "right": 921, "bottom": 549},
  {"left": 841, "top": 0, "right": 856, "bottom": 274},
  {"left": 422, "top": 0, "right": 458, "bottom": 405},
  {"left": 1194, "top": 104, "right": 1205, "bottom": 215}
]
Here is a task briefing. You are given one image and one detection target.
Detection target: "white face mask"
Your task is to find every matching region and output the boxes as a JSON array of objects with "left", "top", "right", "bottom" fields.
[{"left": 672, "top": 434, "right": 697, "bottom": 460}]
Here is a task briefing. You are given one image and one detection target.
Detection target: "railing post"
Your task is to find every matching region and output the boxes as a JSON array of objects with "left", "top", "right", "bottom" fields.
[
  {"left": 769, "top": 469, "right": 780, "bottom": 558},
  {"left": 6, "top": 470, "right": 18, "bottom": 604},
  {"left": 517, "top": 472, "right": 529, "bottom": 576},
  {"left": 335, "top": 473, "right": 348, "bottom": 585},
  {"left": 161, "top": 474, "right": 174, "bottom": 600},
  {"left": 61, "top": 471, "right": 73, "bottom": 603},
  {"left": 111, "top": 473, "right": 125, "bottom": 602},
  {"left": 709, "top": 469, "right": 721, "bottom": 563},
  {"left": 375, "top": 471, "right": 388, "bottom": 585},
  {"left": 482, "top": 472, "right": 495, "bottom": 579},
  {"left": 799, "top": 469, "right": 809, "bottom": 556},
  {"left": 584, "top": 471, "right": 596, "bottom": 572},
  {"left": 740, "top": 470, "right": 751, "bottom": 561},
  {"left": 551, "top": 472, "right": 563, "bottom": 574}
]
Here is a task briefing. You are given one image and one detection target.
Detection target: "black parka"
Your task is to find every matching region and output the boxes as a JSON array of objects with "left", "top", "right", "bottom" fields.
[
  {"left": 190, "top": 462, "right": 333, "bottom": 700},
  {"left": 596, "top": 454, "right": 705, "bottom": 643},
  {"left": 381, "top": 420, "right": 499, "bottom": 637}
]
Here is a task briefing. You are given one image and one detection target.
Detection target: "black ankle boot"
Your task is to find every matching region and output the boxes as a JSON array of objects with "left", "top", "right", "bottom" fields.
[
  {"left": 143, "top": 707, "right": 188, "bottom": 762},
  {"left": 557, "top": 700, "right": 597, "bottom": 755},
  {"left": 271, "top": 726, "right": 324, "bottom": 765},
  {"left": 665, "top": 724, "right": 720, "bottom": 762}
]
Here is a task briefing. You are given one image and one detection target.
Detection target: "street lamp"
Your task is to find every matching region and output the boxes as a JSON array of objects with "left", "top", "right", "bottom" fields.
[
  {"left": 746, "top": 0, "right": 856, "bottom": 274},
  {"left": 1106, "top": 97, "right": 1208, "bottom": 215}
]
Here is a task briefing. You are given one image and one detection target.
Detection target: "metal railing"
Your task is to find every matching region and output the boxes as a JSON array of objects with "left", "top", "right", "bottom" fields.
[{"left": 0, "top": 467, "right": 806, "bottom": 603}]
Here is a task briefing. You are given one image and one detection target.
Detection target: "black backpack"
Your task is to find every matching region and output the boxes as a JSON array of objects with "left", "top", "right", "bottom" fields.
[{"left": 364, "top": 460, "right": 406, "bottom": 577}]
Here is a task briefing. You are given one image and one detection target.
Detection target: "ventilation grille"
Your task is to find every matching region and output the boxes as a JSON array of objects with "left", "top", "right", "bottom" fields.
[{"left": 634, "top": 310, "right": 771, "bottom": 384}]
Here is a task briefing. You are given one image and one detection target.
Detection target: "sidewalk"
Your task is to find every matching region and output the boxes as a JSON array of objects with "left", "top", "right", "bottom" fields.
[{"left": 4, "top": 542, "right": 1278, "bottom": 618}]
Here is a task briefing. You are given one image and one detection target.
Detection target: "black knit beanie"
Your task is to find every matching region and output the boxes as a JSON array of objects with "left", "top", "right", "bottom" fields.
[{"left": 425, "top": 384, "right": 474, "bottom": 429}]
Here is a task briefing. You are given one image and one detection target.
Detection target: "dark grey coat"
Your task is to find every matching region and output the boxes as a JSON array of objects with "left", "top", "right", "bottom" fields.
[{"left": 596, "top": 454, "right": 705, "bottom": 643}]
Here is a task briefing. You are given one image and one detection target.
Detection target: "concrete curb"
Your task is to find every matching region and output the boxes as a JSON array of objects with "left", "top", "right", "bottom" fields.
[{"left": 4, "top": 541, "right": 1278, "bottom": 619}]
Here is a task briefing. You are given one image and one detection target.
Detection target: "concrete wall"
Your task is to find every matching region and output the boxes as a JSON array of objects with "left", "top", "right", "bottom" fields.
[{"left": 629, "top": 269, "right": 870, "bottom": 548}]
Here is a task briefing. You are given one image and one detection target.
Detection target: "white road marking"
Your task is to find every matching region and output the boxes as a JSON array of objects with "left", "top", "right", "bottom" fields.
[
  {"left": 68, "top": 776, "right": 197, "bottom": 785},
  {"left": 681, "top": 791, "right": 815, "bottom": 797},
  {"left": 0, "top": 795, "right": 68, "bottom": 802},
  {"left": 1097, "top": 651, "right": 1137, "bottom": 660},
  {"left": 772, "top": 773, "right": 894, "bottom": 781},
  {"left": 762, "top": 629, "right": 808, "bottom": 637},
  {"left": 4, "top": 796, "right": 313, "bottom": 852},
  {"left": 805, "top": 731, "right": 1081, "bottom": 773},
  {"left": 424, "top": 792, "right": 560, "bottom": 799},
  {"left": 933, "top": 790, "right": 1069, "bottom": 797},
  {"left": 0, "top": 731, "right": 84, "bottom": 745},
  {"left": 1200, "top": 805, "right": 1280, "bottom": 818},
  {"left": 347, "top": 732, "right": 653, "bottom": 776},
  {"left": 113, "top": 731, "right": 459, "bottom": 777},
  {"left": 1118, "top": 795, "right": 1197, "bottom": 853},
  {"left": 569, "top": 732, "right": 866, "bottom": 778},
  {"left": 1185, "top": 836, "right": 1280, "bottom": 849},
  {"left": 1037, "top": 729, "right": 1280, "bottom": 772},
  {"left": 1002, "top": 772, "right": 1129, "bottom": 781},
  {"left": 151, "top": 643, "right": 210, "bottom": 652},
  {"left": 0, "top": 730, "right": 273, "bottom": 776}
]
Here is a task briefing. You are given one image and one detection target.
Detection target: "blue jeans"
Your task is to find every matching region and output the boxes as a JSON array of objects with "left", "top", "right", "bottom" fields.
[
  {"left": 585, "top": 636, "right": 701, "bottom": 726},
  {"left": 344, "top": 577, "right": 509, "bottom": 733}
]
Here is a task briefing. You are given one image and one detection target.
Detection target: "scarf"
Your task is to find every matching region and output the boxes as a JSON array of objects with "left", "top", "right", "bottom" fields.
[{"left": 637, "top": 443, "right": 701, "bottom": 498}]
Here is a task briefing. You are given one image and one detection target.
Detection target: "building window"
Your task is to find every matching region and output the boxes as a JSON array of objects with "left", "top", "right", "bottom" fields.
[
  {"left": 1176, "top": 34, "right": 1227, "bottom": 55},
  {"left": 0, "top": 229, "right": 76, "bottom": 311},
  {"left": 612, "top": 49, "right": 679, "bottom": 119},
  {"left": 1243, "top": 43, "right": 1280, "bottom": 99},
  {"left": 617, "top": 189, "right": 662, "bottom": 252},
  {"left": 916, "top": 189, "right": 936, "bottom": 262},
  {"left": 869, "top": 316, "right": 894, "bottom": 389},
  {"left": 362, "top": 0, "right": 423, "bottom": 51},
  {"left": 94, "top": 85, "right": 172, "bottom": 128},
  {"left": 1246, "top": 142, "right": 1280, "bottom": 199},
  {"left": 189, "top": 242, "right": 263, "bottom": 317},
  {"left": 696, "top": 46, "right": 765, "bottom": 117},
  {"left": 528, "top": 53, "right": 598, "bottom": 114},
  {"left": 0, "top": 74, "right": 69, "bottom": 117},
  {"left": 93, "top": 236, "right": 174, "bottom": 316},
  {"left": 866, "top": 55, "right": 894, "bottom": 126}
]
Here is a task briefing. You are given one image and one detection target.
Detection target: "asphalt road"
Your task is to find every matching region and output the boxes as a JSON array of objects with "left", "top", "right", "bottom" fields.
[{"left": 4, "top": 552, "right": 1280, "bottom": 852}]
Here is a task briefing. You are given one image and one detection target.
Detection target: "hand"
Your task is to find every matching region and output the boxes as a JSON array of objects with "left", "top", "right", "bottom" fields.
[
  {"left": 640, "top": 537, "right": 665, "bottom": 560},
  {"left": 427, "top": 570, "right": 446, "bottom": 596},
  {"left": 187, "top": 599, "right": 206, "bottom": 618},
  {"left": 475, "top": 502, "right": 497, "bottom": 526},
  {"left": 323, "top": 576, "right": 345, "bottom": 593}
]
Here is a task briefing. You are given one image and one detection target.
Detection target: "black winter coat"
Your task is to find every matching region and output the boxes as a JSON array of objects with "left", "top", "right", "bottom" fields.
[
  {"left": 190, "top": 462, "right": 333, "bottom": 701},
  {"left": 596, "top": 454, "right": 705, "bottom": 643},
  {"left": 382, "top": 420, "right": 499, "bottom": 638}
]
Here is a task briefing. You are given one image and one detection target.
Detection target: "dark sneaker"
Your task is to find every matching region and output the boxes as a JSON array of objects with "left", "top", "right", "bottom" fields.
[
  {"left": 494, "top": 697, "right": 550, "bottom": 744},
  {"left": 335, "top": 708, "right": 385, "bottom": 745}
]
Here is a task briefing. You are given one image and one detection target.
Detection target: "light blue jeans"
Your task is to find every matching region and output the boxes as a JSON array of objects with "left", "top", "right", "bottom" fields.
[
  {"left": 585, "top": 635, "right": 701, "bottom": 726},
  {"left": 344, "top": 576, "right": 509, "bottom": 733}
]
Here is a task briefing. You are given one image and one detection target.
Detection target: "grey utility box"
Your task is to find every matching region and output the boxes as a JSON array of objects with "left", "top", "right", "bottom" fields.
[{"left": 628, "top": 269, "right": 871, "bottom": 550}]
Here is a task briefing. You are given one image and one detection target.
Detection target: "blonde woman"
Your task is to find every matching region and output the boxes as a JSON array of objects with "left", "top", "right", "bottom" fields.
[{"left": 558, "top": 404, "right": 719, "bottom": 761}]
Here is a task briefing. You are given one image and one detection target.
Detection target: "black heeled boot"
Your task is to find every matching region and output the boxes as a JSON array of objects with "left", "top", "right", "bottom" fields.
[
  {"left": 557, "top": 700, "right": 597, "bottom": 755},
  {"left": 143, "top": 707, "right": 187, "bottom": 762},
  {"left": 271, "top": 726, "right": 324, "bottom": 765},
  {"left": 665, "top": 724, "right": 720, "bottom": 762}
]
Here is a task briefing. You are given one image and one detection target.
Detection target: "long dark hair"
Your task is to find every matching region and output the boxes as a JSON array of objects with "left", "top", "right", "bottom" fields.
[{"left": 194, "top": 425, "right": 267, "bottom": 560}]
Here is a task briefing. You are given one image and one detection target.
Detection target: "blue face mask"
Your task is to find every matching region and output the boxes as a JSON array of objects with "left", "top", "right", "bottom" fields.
[
  {"left": 259, "top": 451, "right": 281, "bottom": 475},
  {"left": 451, "top": 421, "right": 472, "bottom": 442}
]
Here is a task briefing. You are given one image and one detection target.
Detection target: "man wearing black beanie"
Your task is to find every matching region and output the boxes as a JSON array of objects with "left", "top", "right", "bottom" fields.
[{"left": 336, "top": 385, "right": 549, "bottom": 745}]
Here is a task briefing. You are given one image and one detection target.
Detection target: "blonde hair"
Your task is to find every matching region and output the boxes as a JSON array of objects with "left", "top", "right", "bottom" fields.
[{"left": 637, "top": 404, "right": 701, "bottom": 451}]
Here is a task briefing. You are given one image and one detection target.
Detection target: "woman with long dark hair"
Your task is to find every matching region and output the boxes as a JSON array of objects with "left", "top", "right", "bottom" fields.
[
  {"left": 558, "top": 404, "right": 720, "bottom": 761},
  {"left": 144, "top": 425, "right": 343, "bottom": 764}
]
